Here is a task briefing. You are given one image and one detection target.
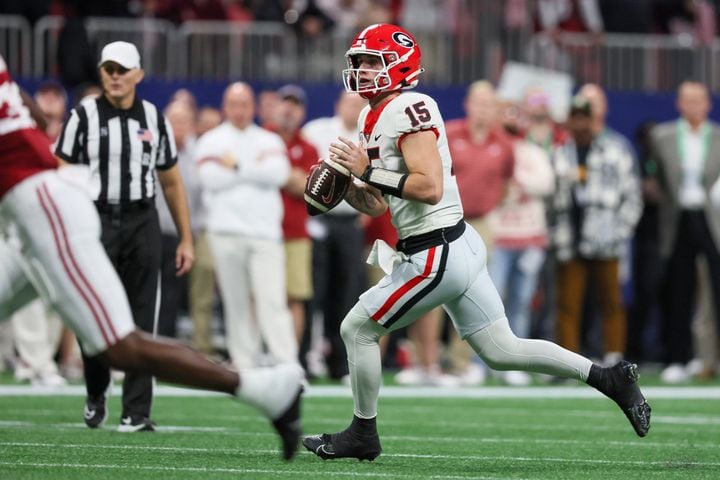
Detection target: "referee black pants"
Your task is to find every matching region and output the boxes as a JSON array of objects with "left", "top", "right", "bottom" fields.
[{"left": 82, "top": 202, "right": 162, "bottom": 420}]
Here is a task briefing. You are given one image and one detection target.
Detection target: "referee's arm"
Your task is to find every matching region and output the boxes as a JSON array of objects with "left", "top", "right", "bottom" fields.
[{"left": 158, "top": 165, "right": 194, "bottom": 276}]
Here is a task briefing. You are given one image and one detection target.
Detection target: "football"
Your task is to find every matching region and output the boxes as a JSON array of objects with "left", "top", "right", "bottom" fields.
[{"left": 304, "top": 157, "right": 351, "bottom": 216}]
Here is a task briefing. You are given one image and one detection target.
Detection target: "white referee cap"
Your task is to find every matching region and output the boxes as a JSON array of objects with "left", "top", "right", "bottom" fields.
[{"left": 98, "top": 41, "right": 141, "bottom": 69}]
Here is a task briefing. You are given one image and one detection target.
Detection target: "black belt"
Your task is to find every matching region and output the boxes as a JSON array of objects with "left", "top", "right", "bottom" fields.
[
  {"left": 396, "top": 219, "right": 466, "bottom": 255},
  {"left": 95, "top": 200, "right": 153, "bottom": 216}
]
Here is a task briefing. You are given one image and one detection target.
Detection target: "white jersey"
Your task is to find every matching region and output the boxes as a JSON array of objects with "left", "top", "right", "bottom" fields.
[
  {"left": 0, "top": 55, "right": 35, "bottom": 136},
  {"left": 358, "top": 92, "right": 463, "bottom": 239}
]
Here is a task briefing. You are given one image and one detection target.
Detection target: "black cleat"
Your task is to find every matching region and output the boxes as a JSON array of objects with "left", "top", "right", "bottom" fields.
[
  {"left": 601, "top": 361, "right": 652, "bottom": 437},
  {"left": 83, "top": 395, "right": 107, "bottom": 429},
  {"left": 117, "top": 415, "right": 156, "bottom": 433},
  {"left": 271, "top": 388, "right": 303, "bottom": 460},
  {"left": 303, "top": 427, "right": 382, "bottom": 461}
]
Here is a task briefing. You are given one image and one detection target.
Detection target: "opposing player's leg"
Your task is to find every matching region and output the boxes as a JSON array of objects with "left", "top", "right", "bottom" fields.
[
  {"left": 0, "top": 238, "right": 39, "bottom": 320},
  {"left": 3, "top": 171, "right": 304, "bottom": 459},
  {"left": 448, "top": 264, "right": 651, "bottom": 437}
]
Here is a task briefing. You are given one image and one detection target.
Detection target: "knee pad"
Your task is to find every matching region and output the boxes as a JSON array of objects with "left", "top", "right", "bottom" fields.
[{"left": 340, "top": 303, "right": 384, "bottom": 346}]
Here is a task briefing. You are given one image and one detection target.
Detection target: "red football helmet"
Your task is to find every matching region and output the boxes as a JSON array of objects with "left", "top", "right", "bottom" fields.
[{"left": 342, "top": 24, "right": 424, "bottom": 99}]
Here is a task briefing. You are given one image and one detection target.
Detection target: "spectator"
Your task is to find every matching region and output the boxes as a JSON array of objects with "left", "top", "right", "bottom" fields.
[
  {"left": 487, "top": 99, "right": 555, "bottom": 385},
  {"left": 155, "top": 99, "right": 201, "bottom": 339},
  {"left": 627, "top": 121, "right": 662, "bottom": 364},
  {"left": 551, "top": 94, "right": 642, "bottom": 365},
  {"left": 257, "top": 89, "right": 281, "bottom": 128},
  {"left": 196, "top": 82, "right": 298, "bottom": 369},
  {"left": 523, "top": 87, "right": 571, "bottom": 342},
  {"left": 197, "top": 105, "right": 222, "bottom": 137},
  {"left": 271, "top": 85, "right": 318, "bottom": 351},
  {"left": 302, "top": 91, "right": 367, "bottom": 381},
  {"left": 157, "top": 0, "right": 228, "bottom": 24},
  {"left": 33, "top": 81, "right": 68, "bottom": 142},
  {"left": 445, "top": 80, "right": 515, "bottom": 385},
  {"left": 650, "top": 81, "right": 720, "bottom": 382}
]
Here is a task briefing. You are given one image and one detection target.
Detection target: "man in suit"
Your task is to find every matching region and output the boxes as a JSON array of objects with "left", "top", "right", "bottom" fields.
[{"left": 650, "top": 81, "right": 720, "bottom": 382}]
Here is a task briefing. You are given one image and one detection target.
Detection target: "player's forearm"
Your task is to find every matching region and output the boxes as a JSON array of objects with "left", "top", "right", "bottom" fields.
[
  {"left": 345, "top": 182, "right": 387, "bottom": 217},
  {"left": 400, "top": 172, "right": 443, "bottom": 205}
]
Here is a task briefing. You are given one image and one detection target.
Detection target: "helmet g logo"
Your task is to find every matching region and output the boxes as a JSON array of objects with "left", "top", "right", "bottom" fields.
[{"left": 392, "top": 32, "right": 414, "bottom": 48}]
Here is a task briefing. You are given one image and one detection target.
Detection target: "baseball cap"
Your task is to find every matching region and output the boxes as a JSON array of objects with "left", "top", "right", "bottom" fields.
[
  {"left": 277, "top": 84, "right": 307, "bottom": 106},
  {"left": 98, "top": 41, "right": 141, "bottom": 69},
  {"left": 569, "top": 94, "right": 592, "bottom": 117}
]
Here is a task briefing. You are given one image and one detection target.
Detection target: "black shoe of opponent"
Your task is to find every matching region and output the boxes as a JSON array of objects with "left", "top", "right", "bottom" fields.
[
  {"left": 589, "top": 361, "right": 652, "bottom": 437},
  {"left": 272, "top": 387, "right": 304, "bottom": 460},
  {"left": 303, "top": 416, "right": 382, "bottom": 461}
]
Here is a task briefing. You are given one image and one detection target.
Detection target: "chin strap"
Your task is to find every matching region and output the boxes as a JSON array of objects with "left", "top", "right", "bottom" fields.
[{"left": 360, "top": 166, "right": 408, "bottom": 198}]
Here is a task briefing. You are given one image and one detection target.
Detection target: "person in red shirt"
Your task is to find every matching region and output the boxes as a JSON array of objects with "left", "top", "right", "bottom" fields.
[
  {"left": 272, "top": 85, "right": 319, "bottom": 348},
  {"left": 444, "top": 80, "right": 515, "bottom": 384},
  {"left": 0, "top": 55, "right": 303, "bottom": 460}
]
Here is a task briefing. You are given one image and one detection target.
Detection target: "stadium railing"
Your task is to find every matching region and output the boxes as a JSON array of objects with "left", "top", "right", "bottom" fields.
[
  {"left": 0, "top": 15, "right": 31, "bottom": 77},
  {"left": 2, "top": 14, "right": 720, "bottom": 91}
]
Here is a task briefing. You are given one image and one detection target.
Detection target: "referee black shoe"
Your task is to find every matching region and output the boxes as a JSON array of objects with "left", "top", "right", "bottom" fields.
[
  {"left": 589, "top": 361, "right": 652, "bottom": 437},
  {"left": 303, "top": 416, "right": 382, "bottom": 461},
  {"left": 118, "top": 415, "right": 156, "bottom": 433},
  {"left": 83, "top": 395, "right": 107, "bottom": 429}
]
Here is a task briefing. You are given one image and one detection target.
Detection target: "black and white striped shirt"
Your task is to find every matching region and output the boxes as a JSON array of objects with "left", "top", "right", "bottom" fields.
[{"left": 56, "top": 95, "right": 177, "bottom": 204}]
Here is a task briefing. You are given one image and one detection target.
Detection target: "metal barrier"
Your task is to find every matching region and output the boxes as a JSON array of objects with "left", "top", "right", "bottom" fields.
[
  {"left": 33, "top": 16, "right": 174, "bottom": 78},
  {"left": 3, "top": 12, "right": 720, "bottom": 92},
  {"left": 524, "top": 32, "right": 720, "bottom": 91},
  {"left": 176, "top": 21, "right": 294, "bottom": 80},
  {"left": 0, "top": 15, "right": 31, "bottom": 76}
]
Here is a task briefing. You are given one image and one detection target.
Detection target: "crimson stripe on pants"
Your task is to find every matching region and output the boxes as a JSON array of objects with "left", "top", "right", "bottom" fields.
[
  {"left": 36, "top": 183, "right": 115, "bottom": 345},
  {"left": 371, "top": 246, "right": 437, "bottom": 321}
]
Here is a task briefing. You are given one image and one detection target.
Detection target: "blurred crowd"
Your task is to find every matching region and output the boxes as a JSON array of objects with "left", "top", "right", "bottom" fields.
[
  {"left": 1, "top": 72, "right": 719, "bottom": 388},
  {"left": 3, "top": 0, "right": 720, "bottom": 38}
]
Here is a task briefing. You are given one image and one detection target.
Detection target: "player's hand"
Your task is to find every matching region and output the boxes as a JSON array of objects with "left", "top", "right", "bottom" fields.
[
  {"left": 220, "top": 152, "right": 238, "bottom": 171},
  {"left": 329, "top": 136, "right": 369, "bottom": 178},
  {"left": 175, "top": 239, "right": 195, "bottom": 276}
]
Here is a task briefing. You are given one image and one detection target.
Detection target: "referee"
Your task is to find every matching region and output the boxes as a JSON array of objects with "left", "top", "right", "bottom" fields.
[{"left": 55, "top": 41, "right": 194, "bottom": 432}]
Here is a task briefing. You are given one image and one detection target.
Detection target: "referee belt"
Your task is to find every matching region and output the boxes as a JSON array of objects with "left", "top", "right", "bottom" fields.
[
  {"left": 396, "top": 219, "right": 466, "bottom": 256},
  {"left": 95, "top": 200, "right": 153, "bottom": 216}
]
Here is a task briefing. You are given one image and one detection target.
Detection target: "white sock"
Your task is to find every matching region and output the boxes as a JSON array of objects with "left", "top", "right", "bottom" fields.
[
  {"left": 340, "top": 303, "right": 385, "bottom": 419},
  {"left": 467, "top": 318, "right": 592, "bottom": 380},
  {"left": 236, "top": 364, "right": 303, "bottom": 419}
]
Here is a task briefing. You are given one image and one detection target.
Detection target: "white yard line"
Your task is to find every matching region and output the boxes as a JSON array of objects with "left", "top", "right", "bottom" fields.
[
  {"left": 0, "top": 461, "right": 512, "bottom": 480},
  {"left": 0, "top": 447, "right": 717, "bottom": 469},
  {"left": 1, "top": 384, "right": 720, "bottom": 399}
]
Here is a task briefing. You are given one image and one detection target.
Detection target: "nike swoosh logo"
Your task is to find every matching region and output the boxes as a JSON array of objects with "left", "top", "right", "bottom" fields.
[
  {"left": 374, "top": 134, "right": 382, "bottom": 141},
  {"left": 121, "top": 417, "right": 132, "bottom": 425},
  {"left": 318, "top": 445, "right": 335, "bottom": 456},
  {"left": 321, "top": 176, "right": 336, "bottom": 204},
  {"left": 84, "top": 409, "right": 96, "bottom": 420}
]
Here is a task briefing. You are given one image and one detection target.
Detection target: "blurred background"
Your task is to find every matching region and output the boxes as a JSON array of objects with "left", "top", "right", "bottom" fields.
[{"left": 1, "top": 0, "right": 719, "bottom": 388}]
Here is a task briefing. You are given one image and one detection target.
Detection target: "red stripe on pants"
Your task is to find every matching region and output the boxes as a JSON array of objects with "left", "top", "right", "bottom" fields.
[
  {"left": 36, "top": 183, "right": 116, "bottom": 345},
  {"left": 371, "top": 246, "right": 437, "bottom": 321}
]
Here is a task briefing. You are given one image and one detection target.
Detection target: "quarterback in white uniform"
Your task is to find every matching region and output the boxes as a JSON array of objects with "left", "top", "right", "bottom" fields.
[
  {"left": 0, "top": 55, "right": 303, "bottom": 460},
  {"left": 303, "top": 24, "right": 651, "bottom": 461}
]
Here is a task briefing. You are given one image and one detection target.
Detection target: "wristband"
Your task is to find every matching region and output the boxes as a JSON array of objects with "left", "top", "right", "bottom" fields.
[{"left": 360, "top": 167, "right": 408, "bottom": 198}]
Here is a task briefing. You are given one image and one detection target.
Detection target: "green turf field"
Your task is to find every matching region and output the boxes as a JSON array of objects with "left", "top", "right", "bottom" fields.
[{"left": 1, "top": 382, "right": 718, "bottom": 479}]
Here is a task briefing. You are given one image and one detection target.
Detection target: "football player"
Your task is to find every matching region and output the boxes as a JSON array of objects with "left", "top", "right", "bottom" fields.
[
  {"left": 303, "top": 24, "right": 651, "bottom": 461},
  {"left": 0, "top": 54, "right": 303, "bottom": 460}
]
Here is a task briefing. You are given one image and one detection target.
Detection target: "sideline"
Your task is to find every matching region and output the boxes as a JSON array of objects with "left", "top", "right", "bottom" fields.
[{"left": 1, "top": 384, "right": 719, "bottom": 399}]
